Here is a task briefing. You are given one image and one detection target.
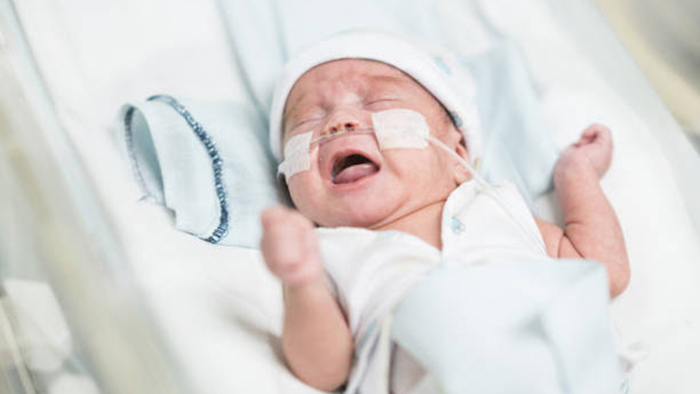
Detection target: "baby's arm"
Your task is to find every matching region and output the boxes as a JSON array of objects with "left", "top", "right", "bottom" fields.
[
  {"left": 536, "top": 125, "right": 630, "bottom": 298},
  {"left": 260, "top": 207, "right": 354, "bottom": 392}
]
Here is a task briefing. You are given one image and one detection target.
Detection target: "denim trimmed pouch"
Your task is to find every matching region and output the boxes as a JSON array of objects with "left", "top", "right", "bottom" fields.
[{"left": 115, "top": 95, "right": 281, "bottom": 248}]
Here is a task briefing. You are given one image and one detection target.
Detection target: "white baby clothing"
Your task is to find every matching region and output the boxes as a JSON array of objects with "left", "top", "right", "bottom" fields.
[{"left": 316, "top": 179, "right": 549, "bottom": 394}]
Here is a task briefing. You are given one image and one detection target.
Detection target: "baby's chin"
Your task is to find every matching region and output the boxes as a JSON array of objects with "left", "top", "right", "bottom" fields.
[{"left": 312, "top": 201, "right": 401, "bottom": 229}]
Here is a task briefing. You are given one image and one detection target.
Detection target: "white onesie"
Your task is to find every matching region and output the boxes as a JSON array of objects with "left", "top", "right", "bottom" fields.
[{"left": 316, "top": 179, "right": 549, "bottom": 394}]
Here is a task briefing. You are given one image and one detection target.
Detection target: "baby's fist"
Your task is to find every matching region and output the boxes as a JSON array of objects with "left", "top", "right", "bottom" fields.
[
  {"left": 558, "top": 124, "right": 613, "bottom": 178},
  {"left": 260, "top": 206, "right": 324, "bottom": 288}
]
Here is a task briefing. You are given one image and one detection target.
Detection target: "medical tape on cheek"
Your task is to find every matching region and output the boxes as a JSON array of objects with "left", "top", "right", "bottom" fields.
[
  {"left": 275, "top": 110, "right": 414, "bottom": 179},
  {"left": 277, "top": 131, "right": 313, "bottom": 179},
  {"left": 371, "top": 109, "right": 429, "bottom": 150},
  {"left": 373, "top": 108, "right": 487, "bottom": 186},
  {"left": 277, "top": 108, "right": 485, "bottom": 185}
]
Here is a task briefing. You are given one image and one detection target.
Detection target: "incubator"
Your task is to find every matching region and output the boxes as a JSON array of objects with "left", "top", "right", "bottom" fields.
[{"left": 1, "top": 0, "right": 699, "bottom": 393}]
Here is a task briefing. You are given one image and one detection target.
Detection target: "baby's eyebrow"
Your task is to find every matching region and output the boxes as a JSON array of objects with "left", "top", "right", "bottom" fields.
[{"left": 369, "top": 74, "right": 407, "bottom": 86}]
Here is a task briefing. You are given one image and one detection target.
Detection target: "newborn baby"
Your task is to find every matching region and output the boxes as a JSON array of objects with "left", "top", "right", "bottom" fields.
[{"left": 260, "top": 33, "right": 629, "bottom": 393}]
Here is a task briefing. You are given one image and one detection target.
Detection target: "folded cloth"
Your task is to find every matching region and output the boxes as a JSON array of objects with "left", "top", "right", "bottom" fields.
[
  {"left": 116, "top": 95, "right": 281, "bottom": 248},
  {"left": 391, "top": 259, "right": 622, "bottom": 394}
]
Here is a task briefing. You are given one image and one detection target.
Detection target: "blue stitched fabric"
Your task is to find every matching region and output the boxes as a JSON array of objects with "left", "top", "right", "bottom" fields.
[{"left": 117, "top": 95, "right": 280, "bottom": 248}]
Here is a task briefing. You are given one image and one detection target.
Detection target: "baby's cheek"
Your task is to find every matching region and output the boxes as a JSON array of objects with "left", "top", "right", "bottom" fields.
[
  {"left": 413, "top": 148, "right": 457, "bottom": 193},
  {"left": 387, "top": 148, "right": 441, "bottom": 176},
  {"left": 286, "top": 175, "right": 325, "bottom": 219},
  {"left": 286, "top": 176, "right": 310, "bottom": 206}
]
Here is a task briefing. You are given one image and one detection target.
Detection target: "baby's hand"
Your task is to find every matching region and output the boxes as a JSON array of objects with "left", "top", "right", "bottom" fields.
[
  {"left": 260, "top": 206, "right": 324, "bottom": 288},
  {"left": 557, "top": 124, "right": 613, "bottom": 178}
]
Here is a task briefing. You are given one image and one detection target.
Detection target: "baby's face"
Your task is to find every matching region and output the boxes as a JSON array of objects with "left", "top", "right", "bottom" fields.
[{"left": 282, "top": 59, "right": 469, "bottom": 229}]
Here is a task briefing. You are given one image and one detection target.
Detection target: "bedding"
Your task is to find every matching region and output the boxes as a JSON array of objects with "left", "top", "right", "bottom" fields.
[
  {"left": 5, "top": 0, "right": 700, "bottom": 393},
  {"left": 392, "top": 259, "right": 619, "bottom": 394},
  {"left": 116, "top": 95, "right": 278, "bottom": 248}
]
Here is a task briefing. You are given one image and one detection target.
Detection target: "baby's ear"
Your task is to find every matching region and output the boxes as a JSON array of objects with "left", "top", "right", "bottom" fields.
[
  {"left": 452, "top": 135, "right": 472, "bottom": 184},
  {"left": 445, "top": 127, "right": 468, "bottom": 159},
  {"left": 455, "top": 133, "right": 469, "bottom": 159}
]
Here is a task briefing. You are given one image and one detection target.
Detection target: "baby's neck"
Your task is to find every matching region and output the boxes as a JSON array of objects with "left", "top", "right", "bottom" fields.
[{"left": 372, "top": 200, "right": 446, "bottom": 250}]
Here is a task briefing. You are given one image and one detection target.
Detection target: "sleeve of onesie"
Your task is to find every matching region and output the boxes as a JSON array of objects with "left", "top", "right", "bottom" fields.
[
  {"left": 490, "top": 181, "right": 547, "bottom": 252},
  {"left": 324, "top": 271, "right": 340, "bottom": 299},
  {"left": 323, "top": 271, "right": 353, "bottom": 326}
]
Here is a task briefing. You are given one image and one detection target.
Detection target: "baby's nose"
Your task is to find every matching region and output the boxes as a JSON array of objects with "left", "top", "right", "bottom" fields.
[{"left": 325, "top": 121, "right": 360, "bottom": 135}]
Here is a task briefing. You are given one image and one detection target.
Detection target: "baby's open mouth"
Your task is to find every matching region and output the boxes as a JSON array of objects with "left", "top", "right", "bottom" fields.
[{"left": 331, "top": 153, "right": 379, "bottom": 184}]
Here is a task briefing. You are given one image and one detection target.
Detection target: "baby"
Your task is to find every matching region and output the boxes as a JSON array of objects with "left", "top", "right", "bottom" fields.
[{"left": 260, "top": 32, "right": 629, "bottom": 393}]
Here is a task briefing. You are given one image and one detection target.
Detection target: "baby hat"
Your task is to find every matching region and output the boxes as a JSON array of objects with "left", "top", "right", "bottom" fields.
[{"left": 268, "top": 30, "right": 483, "bottom": 169}]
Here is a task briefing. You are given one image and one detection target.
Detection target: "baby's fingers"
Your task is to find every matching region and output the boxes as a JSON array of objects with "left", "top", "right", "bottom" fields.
[
  {"left": 261, "top": 205, "right": 296, "bottom": 229},
  {"left": 578, "top": 124, "right": 611, "bottom": 147},
  {"left": 261, "top": 221, "right": 302, "bottom": 268},
  {"left": 260, "top": 206, "right": 317, "bottom": 278}
]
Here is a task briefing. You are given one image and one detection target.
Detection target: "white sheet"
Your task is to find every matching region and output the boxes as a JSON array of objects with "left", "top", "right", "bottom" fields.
[{"left": 10, "top": 0, "right": 700, "bottom": 393}]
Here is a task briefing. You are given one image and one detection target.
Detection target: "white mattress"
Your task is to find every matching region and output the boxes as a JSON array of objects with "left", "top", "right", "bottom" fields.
[{"left": 9, "top": 0, "right": 700, "bottom": 393}]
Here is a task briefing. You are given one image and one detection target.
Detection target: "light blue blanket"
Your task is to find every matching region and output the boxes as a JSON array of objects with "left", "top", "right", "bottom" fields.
[
  {"left": 392, "top": 259, "right": 621, "bottom": 394},
  {"left": 117, "top": 95, "right": 280, "bottom": 248}
]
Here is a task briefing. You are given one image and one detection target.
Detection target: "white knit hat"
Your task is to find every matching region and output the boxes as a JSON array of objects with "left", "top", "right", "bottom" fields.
[{"left": 268, "top": 30, "right": 482, "bottom": 169}]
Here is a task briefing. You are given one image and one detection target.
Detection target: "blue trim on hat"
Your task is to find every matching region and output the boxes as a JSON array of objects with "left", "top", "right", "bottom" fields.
[
  {"left": 434, "top": 56, "right": 452, "bottom": 75},
  {"left": 449, "top": 111, "right": 463, "bottom": 128}
]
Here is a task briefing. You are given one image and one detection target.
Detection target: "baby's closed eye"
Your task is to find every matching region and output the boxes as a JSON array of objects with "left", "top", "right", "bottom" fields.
[
  {"left": 289, "top": 110, "right": 327, "bottom": 132},
  {"left": 292, "top": 117, "right": 324, "bottom": 131},
  {"left": 364, "top": 97, "right": 401, "bottom": 111}
]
